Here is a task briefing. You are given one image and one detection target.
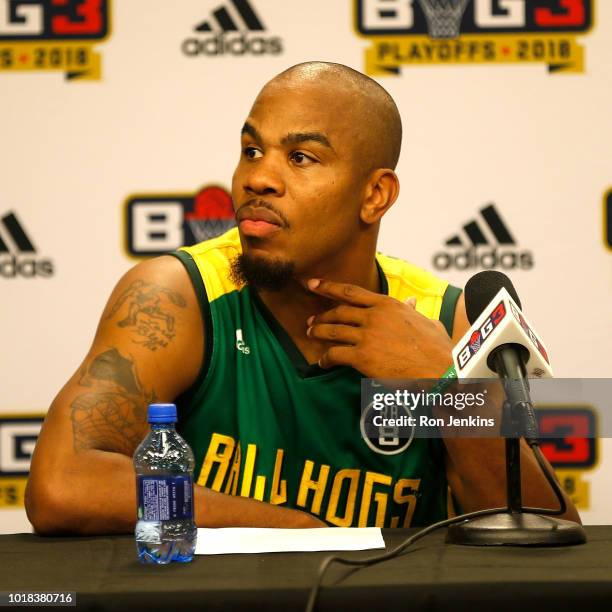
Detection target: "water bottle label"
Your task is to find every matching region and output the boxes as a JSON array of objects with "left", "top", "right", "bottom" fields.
[{"left": 137, "top": 476, "right": 193, "bottom": 521}]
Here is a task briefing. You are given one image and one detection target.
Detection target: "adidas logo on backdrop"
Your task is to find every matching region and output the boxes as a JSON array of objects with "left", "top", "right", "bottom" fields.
[
  {"left": 433, "top": 204, "right": 534, "bottom": 271},
  {"left": 0, "top": 211, "right": 54, "bottom": 278},
  {"left": 182, "top": 0, "right": 283, "bottom": 57}
]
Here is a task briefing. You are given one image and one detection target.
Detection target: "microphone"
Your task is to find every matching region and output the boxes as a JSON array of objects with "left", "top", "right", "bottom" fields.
[
  {"left": 451, "top": 270, "right": 551, "bottom": 440},
  {"left": 444, "top": 270, "right": 586, "bottom": 547},
  {"left": 452, "top": 270, "right": 552, "bottom": 382},
  {"left": 433, "top": 271, "right": 552, "bottom": 401}
]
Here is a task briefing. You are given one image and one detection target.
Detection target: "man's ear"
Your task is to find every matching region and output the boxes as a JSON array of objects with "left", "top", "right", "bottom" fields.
[{"left": 360, "top": 169, "right": 400, "bottom": 225}]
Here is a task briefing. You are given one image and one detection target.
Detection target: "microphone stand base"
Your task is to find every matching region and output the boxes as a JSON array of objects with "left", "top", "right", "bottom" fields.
[{"left": 446, "top": 512, "right": 586, "bottom": 546}]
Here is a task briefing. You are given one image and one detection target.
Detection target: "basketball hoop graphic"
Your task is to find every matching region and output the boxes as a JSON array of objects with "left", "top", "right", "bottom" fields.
[
  {"left": 358, "top": 0, "right": 592, "bottom": 75},
  {"left": 417, "top": 0, "right": 470, "bottom": 39}
]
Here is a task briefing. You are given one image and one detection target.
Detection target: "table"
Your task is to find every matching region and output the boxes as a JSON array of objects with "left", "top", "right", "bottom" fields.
[{"left": 1, "top": 527, "right": 611, "bottom": 611}]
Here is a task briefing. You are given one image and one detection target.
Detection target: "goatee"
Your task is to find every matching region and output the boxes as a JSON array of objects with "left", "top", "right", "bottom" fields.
[{"left": 230, "top": 253, "right": 295, "bottom": 292}]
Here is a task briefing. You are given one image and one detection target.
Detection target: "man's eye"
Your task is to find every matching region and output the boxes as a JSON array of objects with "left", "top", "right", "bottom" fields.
[
  {"left": 243, "top": 147, "right": 263, "bottom": 159},
  {"left": 290, "top": 151, "right": 314, "bottom": 165}
]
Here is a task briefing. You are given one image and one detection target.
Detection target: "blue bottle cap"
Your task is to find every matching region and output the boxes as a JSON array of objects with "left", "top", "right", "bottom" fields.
[{"left": 147, "top": 403, "right": 177, "bottom": 424}]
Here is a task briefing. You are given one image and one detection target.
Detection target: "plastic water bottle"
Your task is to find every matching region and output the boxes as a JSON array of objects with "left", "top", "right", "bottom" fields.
[{"left": 133, "top": 403, "right": 197, "bottom": 564}]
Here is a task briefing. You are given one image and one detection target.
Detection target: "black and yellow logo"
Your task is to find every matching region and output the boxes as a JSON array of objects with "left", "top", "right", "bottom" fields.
[
  {"left": 0, "top": 415, "right": 44, "bottom": 508},
  {"left": 0, "top": 0, "right": 111, "bottom": 80},
  {"left": 355, "top": 0, "right": 593, "bottom": 76}
]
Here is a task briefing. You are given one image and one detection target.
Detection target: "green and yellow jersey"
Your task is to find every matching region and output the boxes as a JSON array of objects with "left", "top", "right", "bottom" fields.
[{"left": 171, "top": 228, "right": 461, "bottom": 527}]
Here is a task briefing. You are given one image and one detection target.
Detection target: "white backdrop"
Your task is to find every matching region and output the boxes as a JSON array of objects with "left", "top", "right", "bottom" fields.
[{"left": 1, "top": 0, "right": 610, "bottom": 533}]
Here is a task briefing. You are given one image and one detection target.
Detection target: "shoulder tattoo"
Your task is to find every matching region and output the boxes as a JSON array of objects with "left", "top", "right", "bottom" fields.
[{"left": 106, "top": 279, "right": 187, "bottom": 351}]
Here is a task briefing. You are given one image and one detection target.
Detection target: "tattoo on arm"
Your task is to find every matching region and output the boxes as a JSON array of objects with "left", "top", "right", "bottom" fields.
[
  {"left": 70, "top": 348, "right": 155, "bottom": 454},
  {"left": 106, "top": 279, "right": 187, "bottom": 351}
]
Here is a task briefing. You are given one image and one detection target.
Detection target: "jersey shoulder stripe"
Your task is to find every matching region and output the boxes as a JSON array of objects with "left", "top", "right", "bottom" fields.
[{"left": 180, "top": 227, "right": 242, "bottom": 302}]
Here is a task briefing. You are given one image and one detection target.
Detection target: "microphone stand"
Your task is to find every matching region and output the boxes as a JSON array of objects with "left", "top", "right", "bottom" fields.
[{"left": 446, "top": 346, "right": 587, "bottom": 546}]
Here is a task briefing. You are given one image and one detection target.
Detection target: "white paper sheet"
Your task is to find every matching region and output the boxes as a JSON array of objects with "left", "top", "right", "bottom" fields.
[{"left": 195, "top": 527, "right": 385, "bottom": 555}]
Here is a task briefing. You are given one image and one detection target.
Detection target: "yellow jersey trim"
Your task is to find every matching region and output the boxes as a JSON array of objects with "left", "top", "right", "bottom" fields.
[{"left": 181, "top": 228, "right": 448, "bottom": 319}]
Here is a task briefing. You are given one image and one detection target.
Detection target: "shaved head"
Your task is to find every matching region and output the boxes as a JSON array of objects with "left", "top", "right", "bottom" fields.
[
  {"left": 258, "top": 61, "right": 402, "bottom": 174},
  {"left": 232, "top": 61, "right": 403, "bottom": 288}
]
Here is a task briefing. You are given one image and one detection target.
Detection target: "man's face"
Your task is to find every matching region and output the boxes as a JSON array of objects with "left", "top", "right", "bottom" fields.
[{"left": 231, "top": 81, "right": 367, "bottom": 282}]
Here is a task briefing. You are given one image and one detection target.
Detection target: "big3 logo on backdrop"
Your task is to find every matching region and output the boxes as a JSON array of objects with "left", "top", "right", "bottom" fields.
[
  {"left": 536, "top": 406, "right": 597, "bottom": 511},
  {"left": 0, "top": 0, "right": 109, "bottom": 80},
  {"left": 125, "top": 185, "right": 235, "bottom": 258},
  {"left": 0, "top": 415, "right": 43, "bottom": 508},
  {"left": 355, "top": 0, "right": 593, "bottom": 75}
]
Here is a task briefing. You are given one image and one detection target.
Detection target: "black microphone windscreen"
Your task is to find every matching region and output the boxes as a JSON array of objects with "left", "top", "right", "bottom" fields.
[{"left": 464, "top": 271, "right": 522, "bottom": 325}]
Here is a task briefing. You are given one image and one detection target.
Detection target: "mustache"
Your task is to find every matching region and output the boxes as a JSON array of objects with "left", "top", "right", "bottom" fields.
[{"left": 235, "top": 199, "right": 290, "bottom": 228}]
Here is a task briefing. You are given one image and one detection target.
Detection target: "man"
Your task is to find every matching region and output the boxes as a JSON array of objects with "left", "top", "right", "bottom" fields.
[{"left": 26, "top": 62, "right": 579, "bottom": 534}]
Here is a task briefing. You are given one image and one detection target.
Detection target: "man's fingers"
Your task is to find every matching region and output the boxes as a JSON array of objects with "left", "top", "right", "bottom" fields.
[
  {"left": 308, "top": 323, "right": 361, "bottom": 345},
  {"left": 309, "top": 304, "right": 367, "bottom": 327},
  {"left": 307, "top": 279, "right": 382, "bottom": 307},
  {"left": 318, "top": 345, "right": 357, "bottom": 369},
  {"left": 405, "top": 297, "right": 417, "bottom": 308}
]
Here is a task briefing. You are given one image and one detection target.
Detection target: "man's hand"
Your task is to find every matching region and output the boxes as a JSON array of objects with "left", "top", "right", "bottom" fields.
[{"left": 306, "top": 279, "right": 453, "bottom": 378}]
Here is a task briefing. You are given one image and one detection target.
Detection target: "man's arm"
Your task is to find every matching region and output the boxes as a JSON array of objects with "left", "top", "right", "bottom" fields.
[
  {"left": 26, "top": 255, "right": 322, "bottom": 535},
  {"left": 443, "top": 293, "right": 581, "bottom": 523}
]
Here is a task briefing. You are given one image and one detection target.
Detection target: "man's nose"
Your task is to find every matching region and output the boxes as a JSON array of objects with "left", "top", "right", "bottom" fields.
[{"left": 243, "top": 156, "right": 285, "bottom": 197}]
